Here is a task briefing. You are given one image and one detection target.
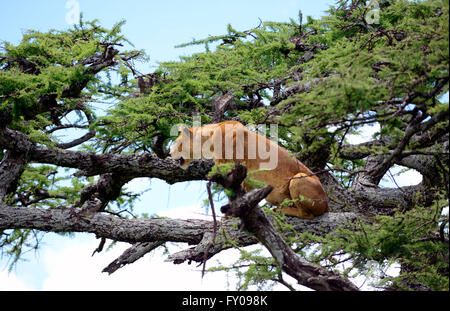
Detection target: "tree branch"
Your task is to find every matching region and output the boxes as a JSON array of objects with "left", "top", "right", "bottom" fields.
[
  {"left": 0, "top": 204, "right": 357, "bottom": 269},
  {"left": 207, "top": 163, "right": 359, "bottom": 291},
  {"left": 166, "top": 212, "right": 357, "bottom": 264},
  {"left": 235, "top": 195, "right": 359, "bottom": 291},
  {"left": 102, "top": 241, "right": 164, "bottom": 275},
  {"left": 0, "top": 150, "right": 27, "bottom": 203},
  {"left": 367, "top": 109, "right": 448, "bottom": 184},
  {"left": 0, "top": 205, "right": 212, "bottom": 244},
  {"left": 0, "top": 125, "right": 214, "bottom": 184}
]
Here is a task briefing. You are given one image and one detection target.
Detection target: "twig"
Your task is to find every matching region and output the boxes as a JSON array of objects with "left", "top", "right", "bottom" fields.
[
  {"left": 439, "top": 217, "right": 449, "bottom": 244},
  {"left": 202, "top": 181, "right": 218, "bottom": 278},
  {"left": 91, "top": 237, "right": 106, "bottom": 256},
  {"left": 285, "top": 167, "right": 369, "bottom": 180},
  {"left": 387, "top": 169, "right": 405, "bottom": 193}
]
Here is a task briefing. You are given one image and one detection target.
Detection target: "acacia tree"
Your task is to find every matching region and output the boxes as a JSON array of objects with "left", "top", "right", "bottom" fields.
[{"left": 0, "top": 0, "right": 448, "bottom": 291}]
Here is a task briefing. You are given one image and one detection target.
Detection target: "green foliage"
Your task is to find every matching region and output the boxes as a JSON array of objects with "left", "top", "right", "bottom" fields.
[
  {"left": 244, "top": 170, "right": 267, "bottom": 189},
  {"left": 0, "top": 228, "right": 43, "bottom": 271},
  {"left": 0, "top": 18, "right": 147, "bottom": 267},
  {"left": 94, "top": 0, "right": 448, "bottom": 167},
  {"left": 314, "top": 198, "right": 449, "bottom": 290},
  {"left": 280, "top": 0, "right": 448, "bottom": 168},
  {"left": 207, "top": 163, "right": 236, "bottom": 178},
  {"left": 0, "top": 17, "right": 145, "bottom": 207},
  {"left": 1, "top": 18, "right": 143, "bottom": 144},
  {"left": 206, "top": 163, "right": 267, "bottom": 199},
  {"left": 96, "top": 18, "right": 307, "bottom": 152},
  {"left": 208, "top": 247, "right": 286, "bottom": 291}
]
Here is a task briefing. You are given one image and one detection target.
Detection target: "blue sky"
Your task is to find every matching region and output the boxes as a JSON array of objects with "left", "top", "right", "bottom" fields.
[{"left": 1, "top": 0, "right": 333, "bottom": 68}]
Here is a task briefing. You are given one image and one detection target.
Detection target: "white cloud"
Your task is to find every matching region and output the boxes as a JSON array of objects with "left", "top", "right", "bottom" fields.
[
  {"left": 380, "top": 165, "right": 422, "bottom": 188},
  {"left": 40, "top": 237, "right": 235, "bottom": 291},
  {"left": 0, "top": 270, "right": 33, "bottom": 290},
  {"left": 0, "top": 203, "right": 290, "bottom": 291},
  {"left": 346, "top": 123, "right": 380, "bottom": 145},
  {"left": 33, "top": 204, "right": 245, "bottom": 291},
  {"left": 124, "top": 177, "right": 151, "bottom": 194},
  {"left": 33, "top": 204, "right": 293, "bottom": 291},
  {"left": 157, "top": 203, "right": 219, "bottom": 221},
  {"left": 343, "top": 123, "right": 424, "bottom": 188}
]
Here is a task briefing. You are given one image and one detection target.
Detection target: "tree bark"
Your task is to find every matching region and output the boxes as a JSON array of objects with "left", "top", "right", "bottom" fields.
[
  {"left": 0, "top": 205, "right": 356, "bottom": 254},
  {"left": 102, "top": 241, "right": 165, "bottom": 275},
  {"left": 0, "top": 150, "right": 27, "bottom": 202}
]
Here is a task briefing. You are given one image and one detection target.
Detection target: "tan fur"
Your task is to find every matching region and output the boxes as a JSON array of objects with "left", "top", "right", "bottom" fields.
[{"left": 170, "top": 121, "right": 328, "bottom": 219}]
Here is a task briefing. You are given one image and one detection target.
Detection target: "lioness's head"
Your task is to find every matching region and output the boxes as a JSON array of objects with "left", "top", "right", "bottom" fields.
[{"left": 170, "top": 125, "right": 194, "bottom": 169}]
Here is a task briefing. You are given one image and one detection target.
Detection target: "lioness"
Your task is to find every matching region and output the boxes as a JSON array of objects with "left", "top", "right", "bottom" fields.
[{"left": 170, "top": 120, "right": 328, "bottom": 219}]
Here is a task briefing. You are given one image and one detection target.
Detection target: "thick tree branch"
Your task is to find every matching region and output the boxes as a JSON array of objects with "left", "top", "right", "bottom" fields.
[
  {"left": 55, "top": 130, "right": 96, "bottom": 149},
  {"left": 339, "top": 140, "right": 386, "bottom": 160},
  {"left": 368, "top": 110, "right": 449, "bottom": 184},
  {"left": 0, "top": 150, "right": 27, "bottom": 203},
  {"left": 33, "top": 148, "right": 214, "bottom": 183},
  {"left": 102, "top": 241, "right": 164, "bottom": 275},
  {"left": 0, "top": 205, "right": 212, "bottom": 244},
  {"left": 166, "top": 212, "right": 357, "bottom": 265},
  {"left": 0, "top": 204, "right": 357, "bottom": 267},
  {"left": 236, "top": 197, "right": 358, "bottom": 291},
  {"left": 212, "top": 92, "right": 234, "bottom": 123},
  {"left": 0, "top": 125, "right": 214, "bottom": 184}
]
